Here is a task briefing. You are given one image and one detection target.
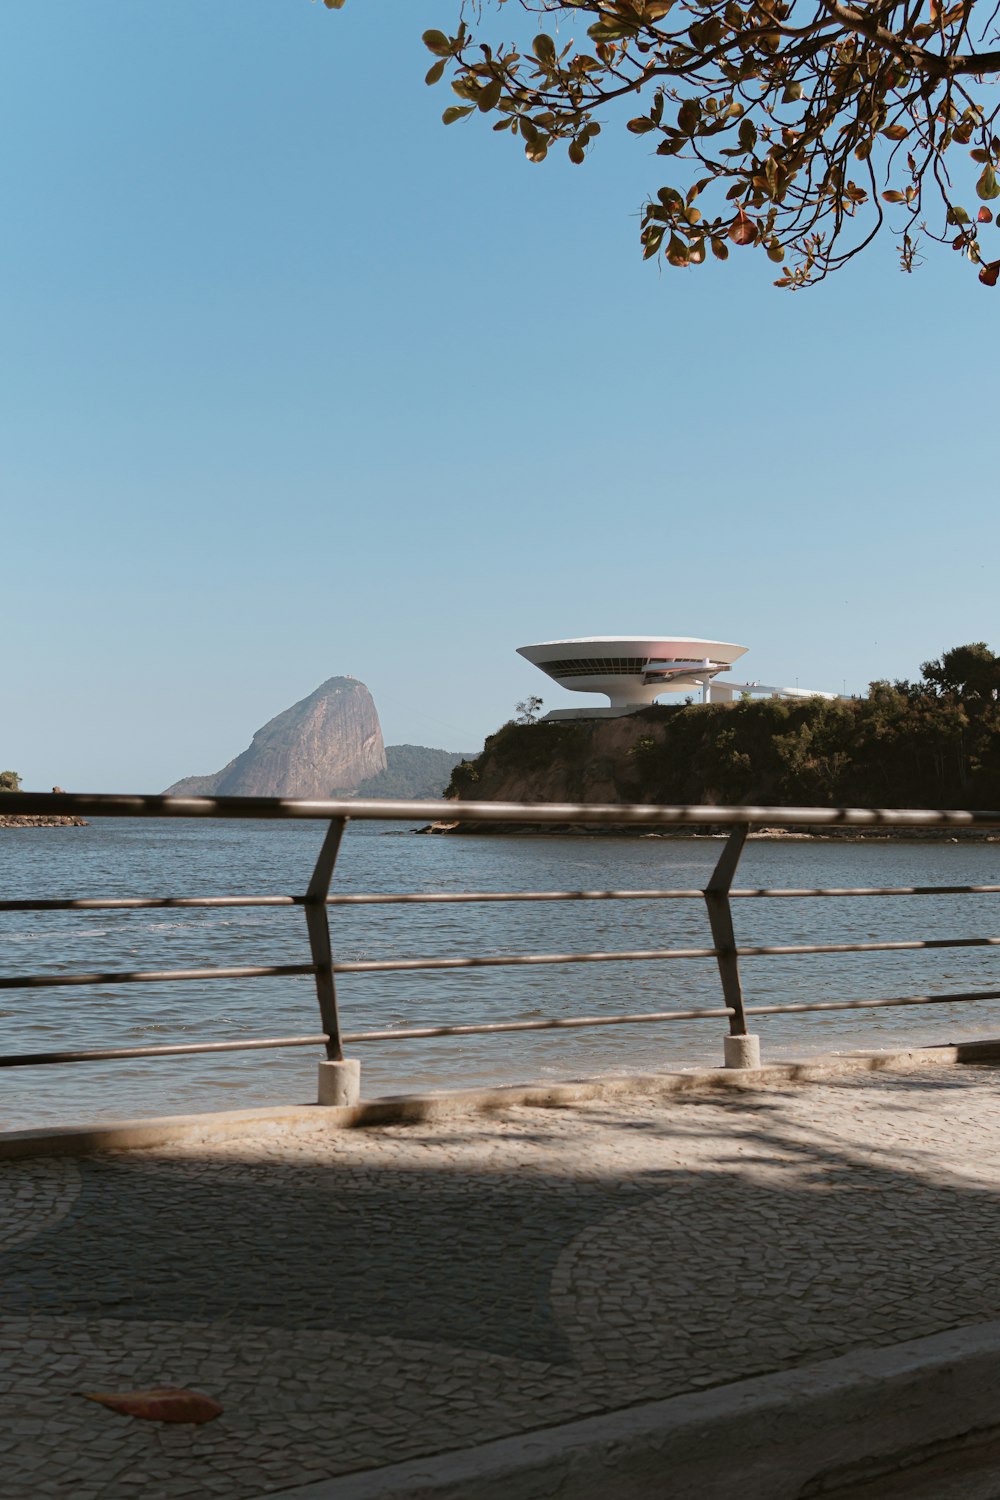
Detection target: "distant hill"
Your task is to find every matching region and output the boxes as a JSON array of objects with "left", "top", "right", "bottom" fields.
[
  {"left": 165, "top": 677, "right": 386, "bottom": 797},
  {"left": 358, "top": 745, "right": 474, "bottom": 801}
]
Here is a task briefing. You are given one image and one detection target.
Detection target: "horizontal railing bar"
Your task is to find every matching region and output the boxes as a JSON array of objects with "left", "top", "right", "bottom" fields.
[
  {"left": 4, "top": 881, "right": 1000, "bottom": 918},
  {"left": 745, "top": 989, "right": 1000, "bottom": 1016},
  {"left": 0, "top": 896, "right": 300, "bottom": 913},
  {"left": 735, "top": 937, "right": 1000, "bottom": 957},
  {"left": 330, "top": 883, "right": 1000, "bottom": 905},
  {"left": 7, "top": 934, "right": 998, "bottom": 988},
  {"left": 0, "top": 1034, "right": 329, "bottom": 1067},
  {"left": 328, "top": 888, "right": 707, "bottom": 905},
  {"left": 7, "top": 930, "right": 995, "bottom": 990},
  {"left": 343, "top": 1007, "right": 736, "bottom": 1040},
  {"left": 5, "top": 792, "right": 1000, "bottom": 829},
  {"left": 333, "top": 947, "right": 719, "bottom": 973},
  {"left": 333, "top": 934, "right": 1000, "bottom": 974},
  {"left": 2, "top": 883, "right": 998, "bottom": 916},
  {"left": 342, "top": 988, "right": 1000, "bottom": 1042},
  {"left": 731, "top": 884, "right": 1000, "bottom": 899},
  {"left": 0, "top": 963, "right": 314, "bottom": 991}
]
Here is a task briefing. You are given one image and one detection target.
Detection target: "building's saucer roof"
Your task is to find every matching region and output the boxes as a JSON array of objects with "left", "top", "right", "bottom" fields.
[
  {"left": 518, "top": 637, "right": 748, "bottom": 668},
  {"left": 517, "top": 636, "right": 749, "bottom": 709},
  {"left": 520, "top": 635, "right": 745, "bottom": 650}
]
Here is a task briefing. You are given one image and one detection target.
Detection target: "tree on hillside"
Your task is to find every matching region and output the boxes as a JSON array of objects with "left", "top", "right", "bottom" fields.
[
  {"left": 515, "top": 694, "right": 545, "bottom": 723},
  {"left": 921, "top": 641, "right": 1000, "bottom": 700},
  {"left": 0, "top": 771, "right": 21, "bottom": 791},
  {"left": 323, "top": 0, "right": 1000, "bottom": 287}
]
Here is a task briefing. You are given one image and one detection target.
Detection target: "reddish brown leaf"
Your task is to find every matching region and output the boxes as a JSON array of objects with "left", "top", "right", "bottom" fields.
[
  {"left": 978, "top": 260, "right": 1000, "bottom": 286},
  {"left": 979, "top": 207, "right": 993, "bottom": 223},
  {"left": 728, "top": 208, "right": 757, "bottom": 245},
  {"left": 83, "top": 1387, "right": 223, "bottom": 1424}
]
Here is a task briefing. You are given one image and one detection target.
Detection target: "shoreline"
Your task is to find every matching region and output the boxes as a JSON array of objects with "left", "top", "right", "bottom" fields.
[{"left": 417, "top": 820, "right": 1000, "bottom": 842}]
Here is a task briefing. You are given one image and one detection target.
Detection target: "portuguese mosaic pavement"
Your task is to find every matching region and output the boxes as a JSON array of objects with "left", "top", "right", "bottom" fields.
[{"left": 3, "top": 1063, "right": 1000, "bottom": 1497}]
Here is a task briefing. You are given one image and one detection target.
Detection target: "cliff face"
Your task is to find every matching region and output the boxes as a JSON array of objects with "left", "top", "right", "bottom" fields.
[
  {"left": 165, "top": 677, "right": 387, "bottom": 798},
  {"left": 445, "top": 717, "right": 657, "bottom": 808}
]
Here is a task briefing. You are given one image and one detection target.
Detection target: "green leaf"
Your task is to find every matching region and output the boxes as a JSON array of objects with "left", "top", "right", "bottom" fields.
[
  {"left": 478, "top": 79, "right": 502, "bottom": 111},
  {"left": 532, "top": 34, "right": 557, "bottom": 65},
  {"left": 781, "top": 81, "right": 802, "bottom": 102},
  {"left": 425, "top": 60, "right": 446, "bottom": 86},
  {"left": 568, "top": 140, "right": 585, "bottom": 164},
  {"left": 627, "top": 117, "right": 657, "bottom": 134},
  {"left": 588, "top": 18, "right": 632, "bottom": 40},
  {"left": 738, "top": 118, "right": 757, "bottom": 152},
  {"left": 422, "top": 29, "right": 452, "bottom": 56},
  {"left": 442, "top": 105, "right": 474, "bottom": 125},
  {"left": 642, "top": 225, "right": 665, "bottom": 259},
  {"left": 977, "top": 165, "right": 1000, "bottom": 200}
]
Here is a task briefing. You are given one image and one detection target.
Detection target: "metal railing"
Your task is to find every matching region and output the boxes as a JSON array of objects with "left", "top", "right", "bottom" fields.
[{"left": 2, "top": 792, "right": 1000, "bottom": 1080}]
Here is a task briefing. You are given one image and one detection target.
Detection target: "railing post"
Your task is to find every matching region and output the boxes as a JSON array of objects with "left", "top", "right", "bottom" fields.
[
  {"left": 304, "top": 816, "right": 360, "bottom": 1105},
  {"left": 704, "top": 823, "right": 760, "bottom": 1069}
]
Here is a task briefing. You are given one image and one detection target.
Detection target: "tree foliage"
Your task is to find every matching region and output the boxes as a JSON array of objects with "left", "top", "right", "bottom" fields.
[
  {"left": 515, "top": 694, "right": 545, "bottom": 723},
  {"left": 920, "top": 640, "right": 1000, "bottom": 699},
  {"left": 0, "top": 771, "right": 21, "bottom": 792},
  {"left": 324, "top": 0, "right": 1000, "bottom": 286}
]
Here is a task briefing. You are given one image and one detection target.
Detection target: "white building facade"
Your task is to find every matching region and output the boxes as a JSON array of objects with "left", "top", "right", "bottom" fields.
[{"left": 517, "top": 636, "right": 837, "bottom": 719}]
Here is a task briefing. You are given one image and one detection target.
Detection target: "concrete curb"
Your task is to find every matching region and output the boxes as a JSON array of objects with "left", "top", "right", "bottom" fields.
[
  {"left": 2, "top": 1038, "right": 1000, "bottom": 1159},
  {"left": 266, "top": 1320, "right": 1000, "bottom": 1500}
]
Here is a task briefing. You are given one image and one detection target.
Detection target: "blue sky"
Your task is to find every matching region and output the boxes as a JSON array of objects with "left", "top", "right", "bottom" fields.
[{"left": 2, "top": 0, "right": 996, "bottom": 790}]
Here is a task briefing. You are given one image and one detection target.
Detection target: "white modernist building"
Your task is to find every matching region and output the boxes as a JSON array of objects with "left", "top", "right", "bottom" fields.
[{"left": 517, "top": 636, "right": 838, "bottom": 719}]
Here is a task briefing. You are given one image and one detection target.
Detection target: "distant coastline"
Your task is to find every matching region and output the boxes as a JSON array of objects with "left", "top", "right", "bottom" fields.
[
  {"left": 0, "top": 814, "right": 87, "bottom": 828},
  {"left": 0, "top": 781, "right": 87, "bottom": 828}
]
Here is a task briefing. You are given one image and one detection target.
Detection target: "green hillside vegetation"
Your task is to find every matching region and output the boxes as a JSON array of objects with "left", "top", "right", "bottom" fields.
[
  {"left": 358, "top": 745, "right": 473, "bottom": 800},
  {"left": 0, "top": 772, "right": 21, "bottom": 792},
  {"left": 446, "top": 644, "right": 1000, "bottom": 810}
]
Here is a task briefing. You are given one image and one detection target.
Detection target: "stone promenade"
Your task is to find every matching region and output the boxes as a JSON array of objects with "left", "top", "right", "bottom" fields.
[{"left": 5, "top": 1059, "right": 1000, "bottom": 1498}]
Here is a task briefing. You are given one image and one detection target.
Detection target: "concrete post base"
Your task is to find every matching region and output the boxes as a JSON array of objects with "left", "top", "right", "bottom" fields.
[
  {"left": 724, "top": 1033, "right": 761, "bottom": 1070},
  {"left": 317, "top": 1058, "right": 361, "bottom": 1107}
]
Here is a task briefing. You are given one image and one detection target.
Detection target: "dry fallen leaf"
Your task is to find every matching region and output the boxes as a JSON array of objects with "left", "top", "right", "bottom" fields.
[{"left": 82, "top": 1387, "right": 223, "bottom": 1424}]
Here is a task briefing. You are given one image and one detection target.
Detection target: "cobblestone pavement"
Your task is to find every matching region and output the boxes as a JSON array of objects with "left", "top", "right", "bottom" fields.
[{"left": 5, "top": 1064, "right": 1000, "bottom": 1498}]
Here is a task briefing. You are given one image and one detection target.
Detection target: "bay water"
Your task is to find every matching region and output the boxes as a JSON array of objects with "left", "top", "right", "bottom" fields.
[{"left": 2, "top": 819, "right": 999, "bottom": 1130}]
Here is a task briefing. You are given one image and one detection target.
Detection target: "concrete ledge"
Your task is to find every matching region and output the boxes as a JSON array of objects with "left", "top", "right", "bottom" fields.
[
  {"left": 266, "top": 1319, "right": 1000, "bottom": 1500},
  {"left": 2, "top": 1037, "right": 999, "bottom": 1160}
]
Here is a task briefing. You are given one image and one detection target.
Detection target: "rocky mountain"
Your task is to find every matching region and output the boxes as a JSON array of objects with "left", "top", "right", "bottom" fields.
[{"left": 165, "top": 677, "right": 387, "bottom": 798}]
